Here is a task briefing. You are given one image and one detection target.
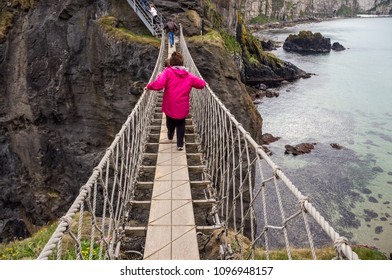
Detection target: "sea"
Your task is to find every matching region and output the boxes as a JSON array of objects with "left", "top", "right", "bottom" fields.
[{"left": 254, "top": 16, "right": 392, "bottom": 256}]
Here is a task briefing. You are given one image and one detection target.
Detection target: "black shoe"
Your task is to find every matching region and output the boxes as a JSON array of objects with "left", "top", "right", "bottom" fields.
[
  {"left": 177, "top": 146, "right": 183, "bottom": 151},
  {"left": 167, "top": 131, "right": 173, "bottom": 140}
]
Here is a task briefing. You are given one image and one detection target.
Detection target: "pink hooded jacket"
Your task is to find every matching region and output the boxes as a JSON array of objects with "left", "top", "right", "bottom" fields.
[{"left": 146, "top": 66, "right": 206, "bottom": 119}]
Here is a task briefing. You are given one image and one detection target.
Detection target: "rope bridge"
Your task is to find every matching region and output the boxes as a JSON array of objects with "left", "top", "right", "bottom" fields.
[{"left": 37, "top": 25, "right": 359, "bottom": 260}]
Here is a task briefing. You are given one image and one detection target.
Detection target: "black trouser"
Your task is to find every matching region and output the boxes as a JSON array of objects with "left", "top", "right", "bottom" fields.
[{"left": 166, "top": 115, "right": 185, "bottom": 148}]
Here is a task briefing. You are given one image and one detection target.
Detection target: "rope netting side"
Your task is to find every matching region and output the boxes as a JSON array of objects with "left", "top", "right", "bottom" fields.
[
  {"left": 37, "top": 35, "right": 166, "bottom": 260},
  {"left": 178, "top": 25, "right": 358, "bottom": 260}
]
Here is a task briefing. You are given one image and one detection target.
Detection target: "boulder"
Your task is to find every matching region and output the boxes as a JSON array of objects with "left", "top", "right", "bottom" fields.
[
  {"left": 283, "top": 31, "right": 331, "bottom": 53},
  {"left": 332, "top": 42, "right": 346, "bottom": 51},
  {"left": 261, "top": 40, "right": 277, "bottom": 51},
  {"left": 0, "top": 218, "right": 30, "bottom": 243},
  {"left": 261, "top": 133, "right": 281, "bottom": 145}
]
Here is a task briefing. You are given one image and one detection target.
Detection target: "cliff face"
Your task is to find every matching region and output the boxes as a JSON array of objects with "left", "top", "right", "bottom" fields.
[
  {"left": 0, "top": 0, "right": 265, "bottom": 241},
  {"left": 0, "top": 0, "right": 158, "bottom": 240},
  {"left": 215, "top": 0, "right": 392, "bottom": 25}
]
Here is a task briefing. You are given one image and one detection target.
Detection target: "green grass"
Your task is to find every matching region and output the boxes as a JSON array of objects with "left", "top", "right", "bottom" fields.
[
  {"left": 221, "top": 31, "right": 241, "bottom": 54},
  {"left": 1, "top": 222, "right": 388, "bottom": 260},
  {"left": 336, "top": 5, "right": 354, "bottom": 17},
  {"left": 188, "top": 29, "right": 225, "bottom": 49},
  {"left": 0, "top": 212, "right": 108, "bottom": 260},
  {"left": 98, "top": 16, "right": 160, "bottom": 47},
  {"left": 0, "top": 223, "right": 57, "bottom": 260},
  {"left": 227, "top": 230, "right": 388, "bottom": 260},
  {"left": 250, "top": 14, "right": 278, "bottom": 25},
  {"left": 352, "top": 246, "right": 388, "bottom": 260}
]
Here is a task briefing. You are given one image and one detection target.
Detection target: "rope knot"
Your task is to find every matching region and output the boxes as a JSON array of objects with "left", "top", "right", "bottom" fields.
[
  {"left": 59, "top": 216, "right": 73, "bottom": 232},
  {"left": 273, "top": 166, "right": 281, "bottom": 177},
  {"left": 93, "top": 166, "right": 102, "bottom": 176},
  {"left": 79, "top": 184, "right": 91, "bottom": 196},
  {"left": 299, "top": 196, "right": 309, "bottom": 204},
  {"left": 333, "top": 236, "right": 350, "bottom": 260},
  {"left": 299, "top": 196, "right": 309, "bottom": 211}
]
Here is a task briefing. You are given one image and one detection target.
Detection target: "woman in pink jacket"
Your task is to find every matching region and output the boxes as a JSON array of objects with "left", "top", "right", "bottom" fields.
[{"left": 146, "top": 51, "right": 206, "bottom": 150}]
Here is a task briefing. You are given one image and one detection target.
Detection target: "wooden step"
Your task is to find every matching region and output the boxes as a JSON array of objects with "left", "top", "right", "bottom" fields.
[
  {"left": 130, "top": 200, "right": 151, "bottom": 209},
  {"left": 196, "top": 225, "right": 222, "bottom": 234},
  {"left": 122, "top": 226, "right": 147, "bottom": 236},
  {"left": 193, "top": 199, "right": 217, "bottom": 208}
]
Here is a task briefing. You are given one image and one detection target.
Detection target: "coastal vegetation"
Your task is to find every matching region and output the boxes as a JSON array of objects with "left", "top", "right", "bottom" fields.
[
  {"left": 0, "top": 0, "right": 38, "bottom": 43},
  {"left": 0, "top": 213, "right": 103, "bottom": 260},
  {"left": 201, "top": 0, "right": 282, "bottom": 66},
  {"left": 250, "top": 13, "right": 278, "bottom": 25},
  {"left": 0, "top": 10, "right": 14, "bottom": 43},
  {"left": 201, "top": 0, "right": 223, "bottom": 29},
  {"left": 98, "top": 15, "right": 160, "bottom": 47},
  {"left": 0, "top": 222, "right": 387, "bottom": 260},
  {"left": 336, "top": 5, "right": 355, "bottom": 17}
]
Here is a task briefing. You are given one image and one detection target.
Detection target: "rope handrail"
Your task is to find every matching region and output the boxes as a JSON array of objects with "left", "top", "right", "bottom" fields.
[
  {"left": 178, "top": 24, "right": 359, "bottom": 260},
  {"left": 37, "top": 33, "right": 167, "bottom": 260},
  {"left": 37, "top": 21, "right": 358, "bottom": 260}
]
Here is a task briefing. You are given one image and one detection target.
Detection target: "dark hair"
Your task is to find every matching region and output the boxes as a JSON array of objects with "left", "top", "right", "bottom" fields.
[
  {"left": 169, "top": 51, "right": 184, "bottom": 66},
  {"left": 163, "top": 58, "right": 170, "bottom": 67}
]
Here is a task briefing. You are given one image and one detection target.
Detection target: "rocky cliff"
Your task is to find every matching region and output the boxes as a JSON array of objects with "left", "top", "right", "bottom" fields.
[
  {"left": 215, "top": 0, "right": 392, "bottom": 25},
  {"left": 5, "top": 0, "right": 383, "bottom": 243},
  {"left": 0, "top": 0, "right": 265, "bottom": 241},
  {"left": 0, "top": 0, "right": 161, "bottom": 241}
]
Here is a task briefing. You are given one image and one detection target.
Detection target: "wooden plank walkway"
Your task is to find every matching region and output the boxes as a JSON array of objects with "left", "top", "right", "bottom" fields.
[
  {"left": 143, "top": 114, "right": 199, "bottom": 260},
  {"left": 143, "top": 39, "right": 199, "bottom": 260}
]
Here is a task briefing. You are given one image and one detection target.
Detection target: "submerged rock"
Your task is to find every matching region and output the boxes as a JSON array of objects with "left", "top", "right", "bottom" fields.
[
  {"left": 375, "top": 226, "right": 383, "bottom": 234},
  {"left": 364, "top": 209, "right": 378, "bottom": 221},
  {"left": 285, "top": 143, "right": 316, "bottom": 155},
  {"left": 330, "top": 143, "right": 343, "bottom": 149},
  {"left": 372, "top": 166, "right": 384, "bottom": 173}
]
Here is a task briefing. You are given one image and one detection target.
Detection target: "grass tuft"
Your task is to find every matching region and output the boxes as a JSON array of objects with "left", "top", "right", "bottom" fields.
[
  {"left": 98, "top": 16, "right": 160, "bottom": 47},
  {"left": 0, "top": 11, "right": 15, "bottom": 43}
]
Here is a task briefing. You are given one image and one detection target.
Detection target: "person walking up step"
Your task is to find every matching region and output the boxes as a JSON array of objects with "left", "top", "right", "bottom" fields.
[
  {"left": 164, "top": 18, "right": 178, "bottom": 48},
  {"left": 149, "top": 3, "right": 158, "bottom": 25}
]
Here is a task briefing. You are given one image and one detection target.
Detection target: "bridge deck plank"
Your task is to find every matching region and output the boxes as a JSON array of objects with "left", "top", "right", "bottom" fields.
[{"left": 144, "top": 110, "right": 199, "bottom": 260}]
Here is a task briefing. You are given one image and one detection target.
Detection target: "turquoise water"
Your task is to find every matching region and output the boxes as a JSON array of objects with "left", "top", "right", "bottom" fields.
[{"left": 256, "top": 17, "right": 392, "bottom": 255}]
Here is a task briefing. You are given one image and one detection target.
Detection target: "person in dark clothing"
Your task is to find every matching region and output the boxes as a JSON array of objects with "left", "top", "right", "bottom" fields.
[
  {"left": 164, "top": 18, "right": 178, "bottom": 48},
  {"left": 141, "top": 0, "right": 148, "bottom": 11}
]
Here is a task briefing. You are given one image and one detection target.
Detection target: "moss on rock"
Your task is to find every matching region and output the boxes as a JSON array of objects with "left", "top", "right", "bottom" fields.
[
  {"left": 0, "top": 0, "right": 39, "bottom": 43},
  {"left": 201, "top": 0, "right": 222, "bottom": 29},
  {"left": 0, "top": 10, "right": 15, "bottom": 43},
  {"left": 98, "top": 16, "right": 160, "bottom": 47}
]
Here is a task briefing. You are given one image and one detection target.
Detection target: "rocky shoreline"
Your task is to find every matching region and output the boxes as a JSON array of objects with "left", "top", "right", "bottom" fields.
[{"left": 250, "top": 17, "right": 346, "bottom": 151}]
